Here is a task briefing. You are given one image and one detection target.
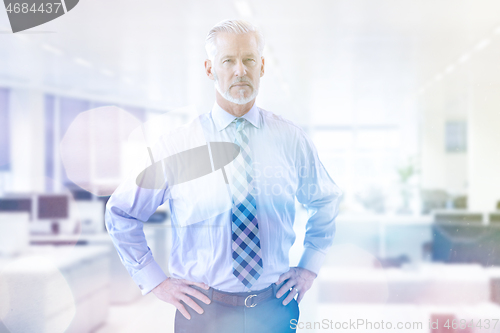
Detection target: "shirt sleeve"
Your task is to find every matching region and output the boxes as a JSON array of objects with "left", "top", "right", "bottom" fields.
[
  {"left": 295, "top": 129, "right": 343, "bottom": 275},
  {"left": 105, "top": 150, "right": 170, "bottom": 295}
]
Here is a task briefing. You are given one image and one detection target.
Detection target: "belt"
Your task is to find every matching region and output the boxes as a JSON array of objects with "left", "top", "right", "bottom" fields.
[{"left": 192, "top": 282, "right": 284, "bottom": 308}]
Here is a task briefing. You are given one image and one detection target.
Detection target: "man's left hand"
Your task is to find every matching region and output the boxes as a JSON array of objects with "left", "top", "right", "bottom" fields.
[{"left": 275, "top": 267, "right": 317, "bottom": 305}]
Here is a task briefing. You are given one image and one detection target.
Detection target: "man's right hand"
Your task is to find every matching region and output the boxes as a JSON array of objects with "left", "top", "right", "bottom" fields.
[{"left": 152, "top": 278, "right": 211, "bottom": 320}]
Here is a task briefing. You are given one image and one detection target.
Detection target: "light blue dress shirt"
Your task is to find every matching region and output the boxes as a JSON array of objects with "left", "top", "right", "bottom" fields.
[{"left": 105, "top": 102, "right": 343, "bottom": 295}]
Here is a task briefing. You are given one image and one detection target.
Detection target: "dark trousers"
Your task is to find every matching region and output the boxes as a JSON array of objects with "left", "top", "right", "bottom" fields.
[{"left": 174, "top": 282, "right": 300, "bottom": 333}]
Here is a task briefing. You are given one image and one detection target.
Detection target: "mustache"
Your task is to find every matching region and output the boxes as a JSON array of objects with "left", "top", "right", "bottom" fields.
[{"left": 231, "top": 77, "right": 253, "bottom": 88}]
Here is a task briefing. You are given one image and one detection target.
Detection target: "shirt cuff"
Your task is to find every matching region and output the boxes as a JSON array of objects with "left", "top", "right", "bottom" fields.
[
  {"left": 131, "top": 260, "right": 168, "bottom": 295},
  {"left": 297, "top": 247, "right": 327, "bottom": 276}
]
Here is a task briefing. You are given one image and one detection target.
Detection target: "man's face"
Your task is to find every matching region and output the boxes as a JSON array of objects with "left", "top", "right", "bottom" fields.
[{"left": 208, "top": 32, "right": 264, "bottom": 105}]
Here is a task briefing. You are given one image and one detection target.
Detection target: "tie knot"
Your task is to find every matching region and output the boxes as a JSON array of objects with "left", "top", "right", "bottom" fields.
[{"left": 234, "top": 118, "right": 246, "bottom": 132}]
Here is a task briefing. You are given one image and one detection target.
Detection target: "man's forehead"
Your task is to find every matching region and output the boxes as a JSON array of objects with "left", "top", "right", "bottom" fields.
[
  {"left": 214, "top": 32, "right": 259, "bottom": 56},
  {"left": 218, "top": 50, "right": 259, "bottom": 58}
]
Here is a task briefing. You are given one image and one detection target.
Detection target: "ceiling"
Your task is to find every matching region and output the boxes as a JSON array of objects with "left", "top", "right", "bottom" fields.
[{"left": 1, "top": 0, "right": 500, "bottom": 124}]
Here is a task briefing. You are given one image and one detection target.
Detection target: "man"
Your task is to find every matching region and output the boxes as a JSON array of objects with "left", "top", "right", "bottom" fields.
[{"left": 105, "top": 19, "right": 342, "bottom": 333}]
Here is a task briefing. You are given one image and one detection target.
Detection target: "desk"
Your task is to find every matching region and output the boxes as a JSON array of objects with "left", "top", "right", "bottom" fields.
[
  {"left": 317, "top": 264, "right": 490, "bottom": 305},
  {"left": 0, "top": 246, "right": 110, "bottom": 333},
  {"left": 30, "top": 227, "right": 163, "bottom": 304},
  {"left": 330, "top": 214, "right": 433, "bottom": 264}
]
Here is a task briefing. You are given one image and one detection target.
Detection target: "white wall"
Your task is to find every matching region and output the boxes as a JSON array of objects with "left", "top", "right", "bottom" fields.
[
  {"left": 468, "top": 82, "right": 500, "bottom": 211},
  {"left": 419, "top": 74, "right": 468, "bottom": 197},
  {"left": 420, "top": 39, "right": 500, "bottom": 211},
  {"left": 7, "top": 89, "right": 45, "bottom": 193},
  {"left": 420, "top": 84, "right": 447, "bottom": 190}
]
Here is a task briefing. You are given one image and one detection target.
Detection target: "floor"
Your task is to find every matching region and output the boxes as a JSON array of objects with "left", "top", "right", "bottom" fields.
[{"left": 95, "top": 293, "right": 176, "bottom": 333}]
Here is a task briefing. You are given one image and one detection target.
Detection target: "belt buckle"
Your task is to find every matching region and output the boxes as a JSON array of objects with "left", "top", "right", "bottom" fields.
[{"left": 244, "top": 294, "right": 258, "bottom": 308}]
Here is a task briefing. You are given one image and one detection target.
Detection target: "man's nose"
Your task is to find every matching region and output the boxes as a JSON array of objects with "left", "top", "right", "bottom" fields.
[{"left": 234, "top": 60, "right": 247, "bottom": 77}]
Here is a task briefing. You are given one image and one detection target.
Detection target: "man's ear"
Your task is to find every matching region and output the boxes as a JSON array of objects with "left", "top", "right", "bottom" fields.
[
  {"left": 205, "top": 59, "right": 215, "bottom": 80},
  {"left": 260, "top": 56, "right": 265, "bottom": 77}
]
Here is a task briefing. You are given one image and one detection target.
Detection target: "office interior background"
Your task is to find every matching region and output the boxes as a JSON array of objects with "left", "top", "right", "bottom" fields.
[{"left": 1, "top": 0, "right": 500, "bottom": 332}]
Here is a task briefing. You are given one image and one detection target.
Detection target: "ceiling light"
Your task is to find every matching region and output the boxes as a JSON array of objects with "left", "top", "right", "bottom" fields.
[
  {"left": 458, "top": 53, "right": 470, "bottom": 64},
  {"left": 100, "top": 69, "right": 114, "bottom": 77},
  {"left": 42, "top": 43, "right": 64, "bottom": 56},
  {"left": 122, "top": 77, "right": 133, "bottom": 84},
  {"left": 445, "top": 64, "right": 455, "bottom": 73},
  {"left": 434, "top": 73, "right": 443, "bottom": 81},
  {"left": 474, "top": 38, "right": 490, "bottom": 51},
  {"left": 74, "top": 57, "right": 93, "bottom": 68}
]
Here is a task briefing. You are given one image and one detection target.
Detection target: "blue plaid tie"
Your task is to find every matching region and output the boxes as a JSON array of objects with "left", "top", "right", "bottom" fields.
[{"left": 230, "top": 118, "right": 263, "bottom": 288}]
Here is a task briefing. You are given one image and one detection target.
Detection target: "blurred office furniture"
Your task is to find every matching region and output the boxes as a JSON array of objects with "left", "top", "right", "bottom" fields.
[
  {"left": 29, "top": 192, "right": 170, "bottom": 304},
  {"left": 421, "top": 190, "right": 449, "bottom": 214},
  {"left": 490, "top": 212, "right": 500, "bottom": 224},
  {"left": 318, "top": 264, "right": 489, "bottom": 304},
  {"left": 69, "top": 187, "right": 93, "bottom": 201},
  {"left": 97, "top": 196, "right": 110, "bottom": 212},
  {"left": 488, "top": 268, "right": 500, "bottom": 306},
  {"left": 327, "top": 214, "right": 433, "bottom": 266},
  {"left": 316, "top": 213, "right": 500, "bottom": 333},
  {"left": 432, "top": 223, "right": 487, "bottom": 264},
  {"left": 0, "top": 193, "right": 73, "bottom": 235},
  {"left": 354, "top": 186, "right": 387, "bottom": 214},
  {"left": 316, "top": 261, "right": 500, "bottom": 331},
  {"left": 0, "top": 195, "right": 32, "bottom": 219},
  {"left": 325, "top": 212, "right": 500, "bottom": 267},
  {"left": 452, "top": 195, "right": 467, "bottom": 209},
  {"left": 72, "top": 200, "right": 105, "bottom": 234},
  {"left": 433, "top": 210, "right": 483, "bottom": 224},
  {"left": 377, "top": 254, "right": 410, "bottom": 268},
  {"left": 72, "top": 192, "right": 168, "bottom": 231},
  {"left": 431, "top": 210, "right": 500, "bottom": 266},
  {"left": 37, "top": 194, "right": 72, "bottom": 234},
  {"left": 485, "top": 222, "right": 500, "bottom": 267},
  {"left": 30, "top": 228, "right": 160, "bottom": 304},
  {"left": 0, "top": 212, "right": 29, "bottom": 257},
  {"left": 0, "top": 191, "right": 173, "bottom": 305},
  {"left": 422, "top": 240, "right": 433, "bottom": 261},
  {"left": 0, "top": 246, "right": 110, "bottom": 333}
]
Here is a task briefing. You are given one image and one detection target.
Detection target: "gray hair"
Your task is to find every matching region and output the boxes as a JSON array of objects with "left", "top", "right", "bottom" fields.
[{"left": 205, "top": 19, "right": 265, "bottom": 61}]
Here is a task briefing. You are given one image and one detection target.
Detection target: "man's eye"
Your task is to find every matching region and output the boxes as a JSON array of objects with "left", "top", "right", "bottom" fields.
[{"left": 223, "top": 59, "right": 231, "bottom": 63}]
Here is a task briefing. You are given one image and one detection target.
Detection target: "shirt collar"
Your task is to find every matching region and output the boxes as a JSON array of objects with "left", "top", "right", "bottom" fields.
[{"left": 211, "top": 101, "right": 261, "bottom": 132}]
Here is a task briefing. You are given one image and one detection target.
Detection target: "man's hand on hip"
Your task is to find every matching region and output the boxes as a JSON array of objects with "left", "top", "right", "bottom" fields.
[
  {"left": 152, "top": 278, "right": 211, "bottom": 320},
  {"left": 275, "top": 267, "right": 317, "bottom": 306}
]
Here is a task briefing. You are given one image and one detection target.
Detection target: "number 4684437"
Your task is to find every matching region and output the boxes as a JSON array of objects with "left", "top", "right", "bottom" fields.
[{"left": 6, "top": 2, "right": 62, "bottom": 14}]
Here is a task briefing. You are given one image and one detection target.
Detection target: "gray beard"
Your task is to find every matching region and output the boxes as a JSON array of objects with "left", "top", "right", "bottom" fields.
[{"left": 213, "top": 71, "right": 259, "bottom": 105}]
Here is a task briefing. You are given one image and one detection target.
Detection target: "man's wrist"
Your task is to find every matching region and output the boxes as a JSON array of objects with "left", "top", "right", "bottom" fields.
[
  {"left": 152, "top": 277, "right": 170, "bottom": 294},
  {"left": 131, "top": 260, "right": 168, "bottom": 295},
  {"left": 298, "top": 266, "right": 318, "bottom": 279},
  {"left": 297, "top": 247, "right": 326, "bottom": 275}
]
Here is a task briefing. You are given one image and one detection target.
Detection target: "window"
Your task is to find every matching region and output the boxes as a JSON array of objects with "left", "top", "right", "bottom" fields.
[
  {"left": 445, "top": 121, "right": 467, "bottom": 153},
  {"left": 0, "top": 88, "right": 10, "bottom": 171},
  {"left": 44, "top": 95, "right": 55, "bottom": 191},
  {"left": 44, "top": 95, "right": 147, "bottom": 192}
]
